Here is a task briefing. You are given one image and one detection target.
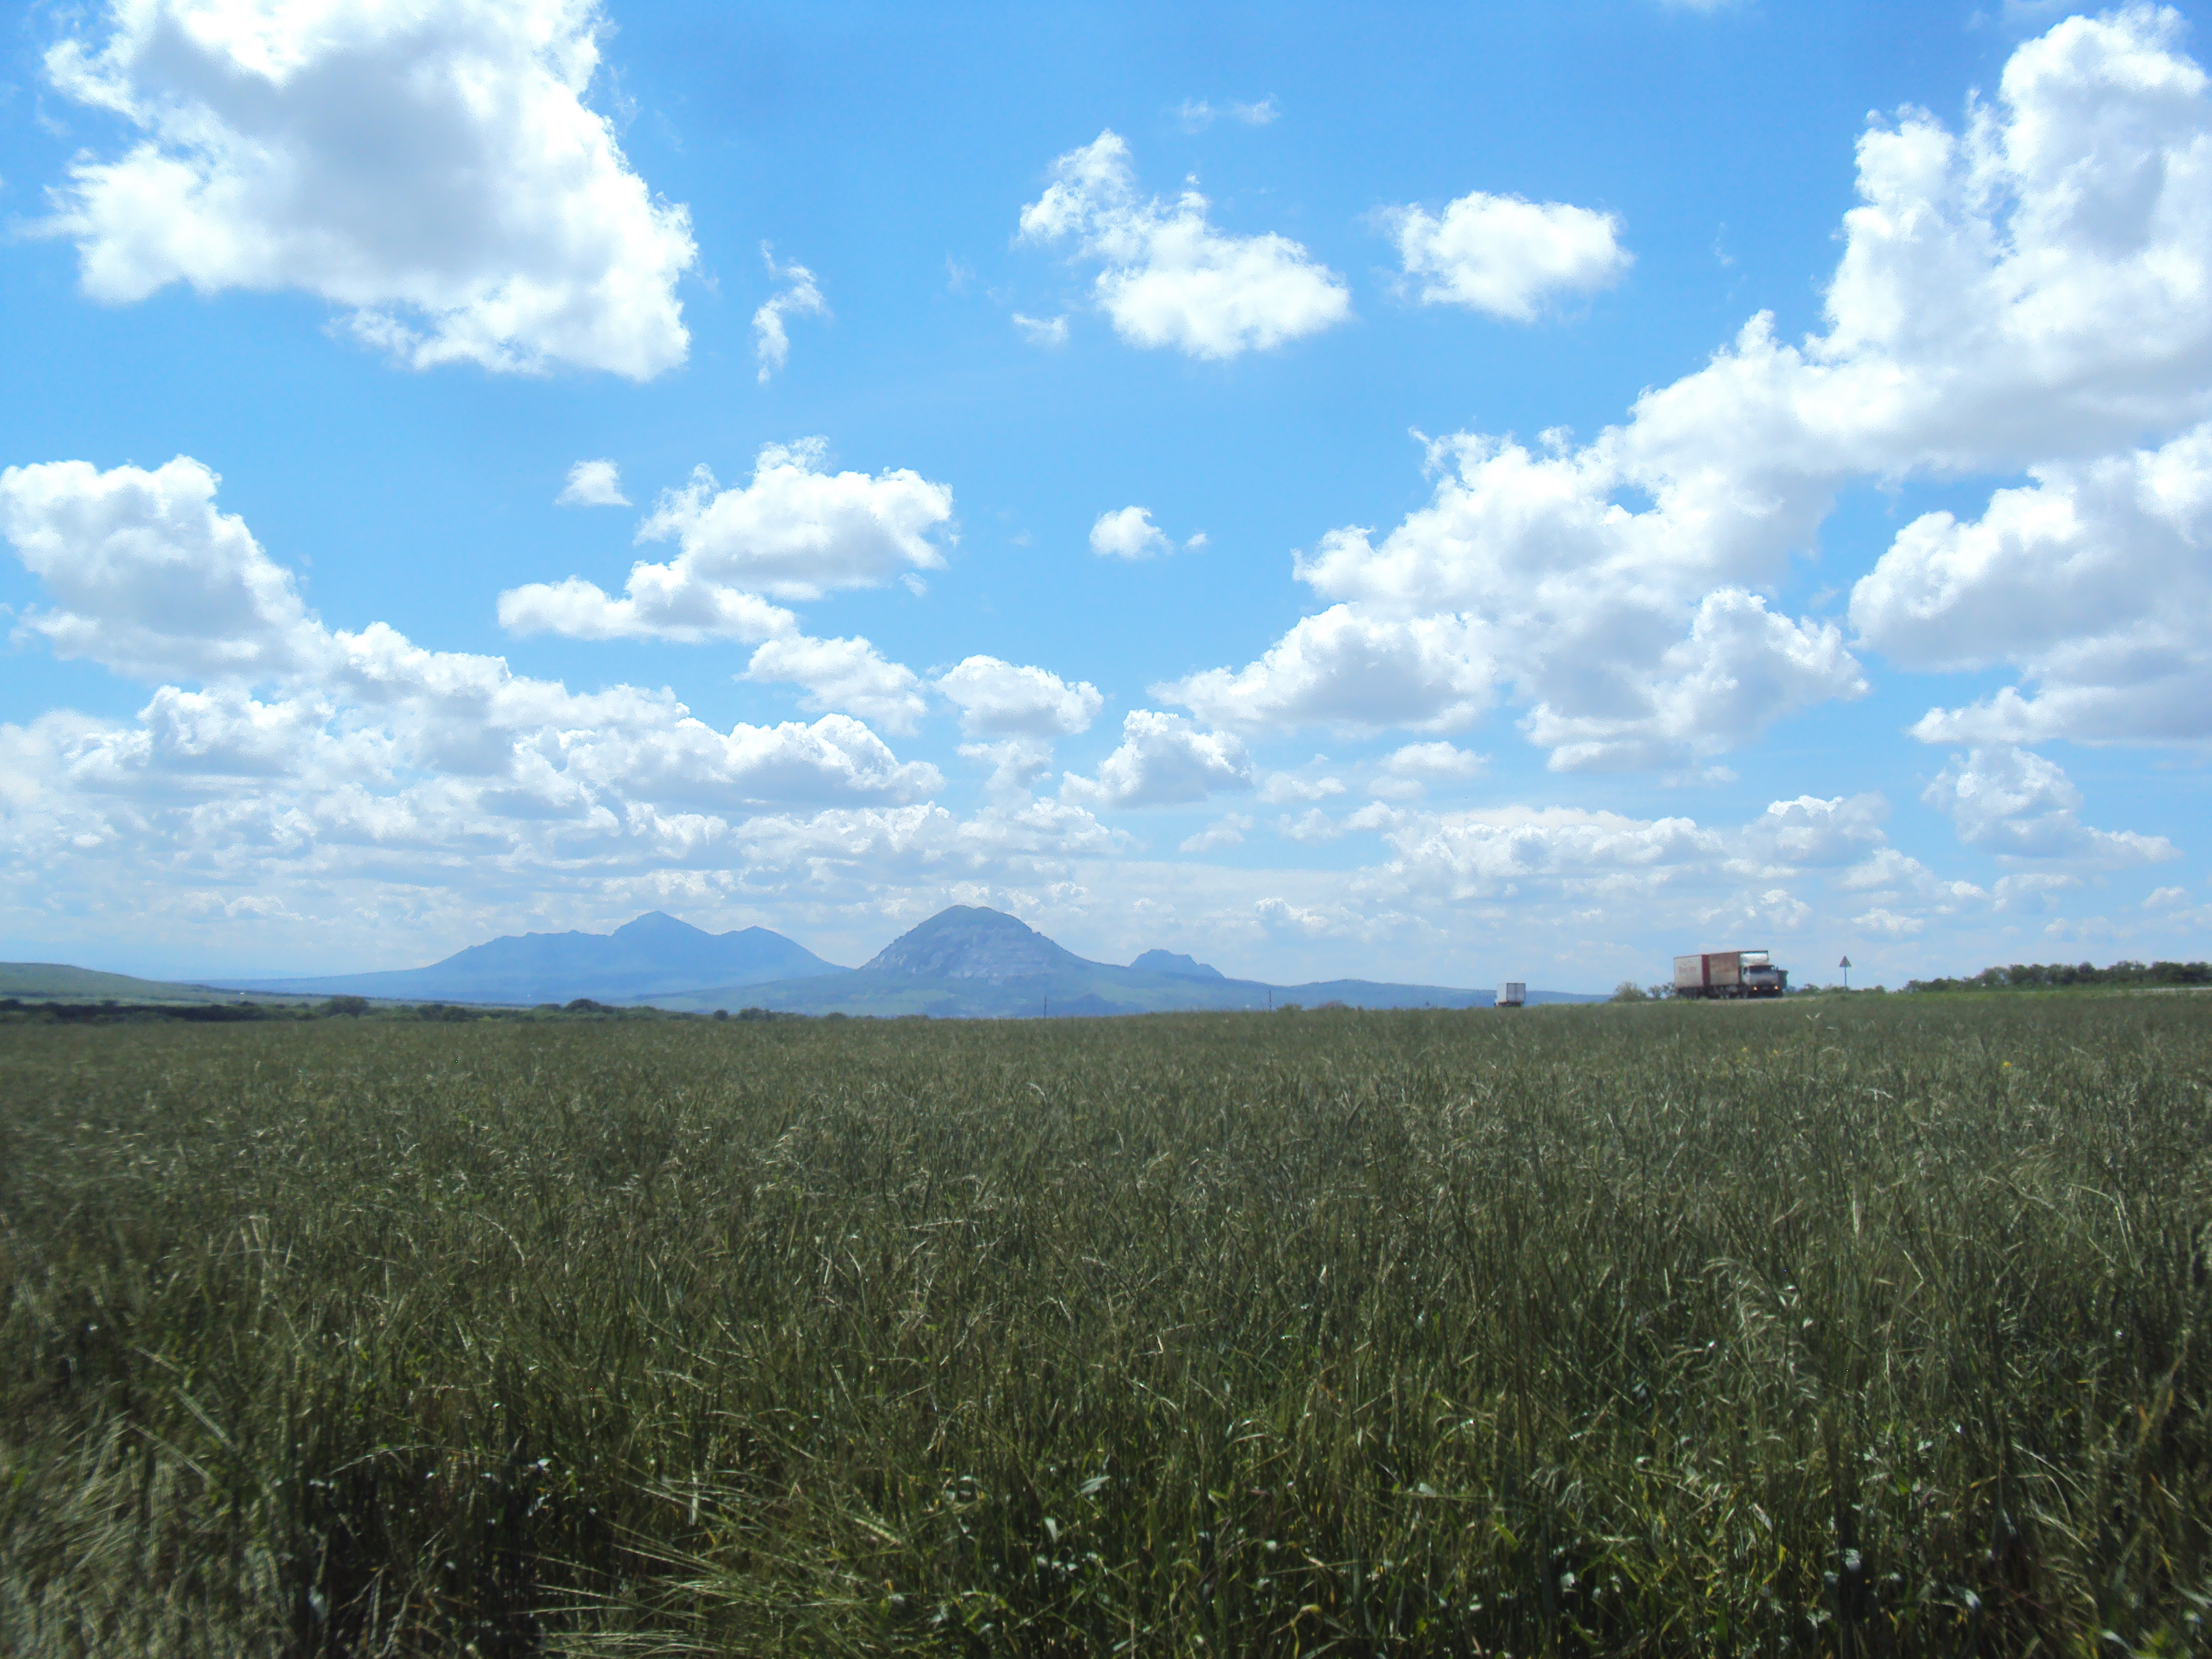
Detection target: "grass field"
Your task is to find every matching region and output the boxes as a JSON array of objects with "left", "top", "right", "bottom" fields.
[{"left": 3, "top": 997, "right": 2208, "bottom": 1655}]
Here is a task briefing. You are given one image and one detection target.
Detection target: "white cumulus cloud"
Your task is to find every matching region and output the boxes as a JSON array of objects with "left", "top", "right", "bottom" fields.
[
  {"left": 1019, "top": 130, "right": 1351, "bottom": 359},
  {"left": 1371, "top": 740, "right": 1487, "bottom": 799},
  {"left": 1744, "top": 794, "right": 1890, "bottom": 868},
  {"left": 1852, "top": 907, "right": 1926, "bottom": 939},
  {"left": 1172, "top": 7, "right": 2212, "bottom": 771},
  {"left": 743, "top": 634, "right": 927, "bottom": 734},
  {"left": 498, "top": 441, "right": 954, "bottom": 640},
  {"left": 1257, "top": 771, "right": 1345, "bottom": 805},
  {"left": 1061, "top": 711, "right": 1255, "bottom": 809},
  {"left": 1090, "top": 505, "right": 1173, "bottom": 560},
  {"left": 1385, "top": 740, "right": 1487, "bottom": 780},
  {"left": 1162, "top": 605, "right": 1494, "bottom": 734},
  {"left": 42, "top": 0, "right": 696, "bottom": 378},
  {"left": 0, "top": 457, "right": 944, "bottom": 840},
  {"left": 1385, "top": 190, "right": 1630, "bottom": 321},
  {"left": 571, "top": 713, "right": 939, "bottom": 814},
  {"left": 1, "top": 456, "right": 323, "bottom": 683},
  {"left": 1854, "top": 423, "right": 2212, "bottom": 744},
  {"left": 555, "top": 459, "right": 627, "bottom": 508},
  {"left": 1181, "top": 813, "right": 1253, "bottom": 852},
  {"left": 1923, "top": 746, "right": 2177, "bottom": 864},
  {"left": 936, "top": 657, "right": 1104, "bottom": 737}
]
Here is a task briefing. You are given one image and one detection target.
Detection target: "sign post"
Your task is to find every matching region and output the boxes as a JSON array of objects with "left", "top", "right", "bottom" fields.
[{"left": 1839, "top": 954, "right": 1852, "bottom": 991}]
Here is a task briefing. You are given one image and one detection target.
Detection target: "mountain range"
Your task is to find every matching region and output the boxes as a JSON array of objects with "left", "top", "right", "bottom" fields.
[
  {"left": 217, "top": 912, "right": 842, "bottom": 1006},
  {"left": 654, "top": 906, "right": 1515, "bottom": 1017},
  {"left": 169, "top": 905, "right": 1599, "bottom": 1016}
]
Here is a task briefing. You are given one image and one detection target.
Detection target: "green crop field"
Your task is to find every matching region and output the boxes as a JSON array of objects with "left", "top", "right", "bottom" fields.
[{"left": 3, "top": 997, "right": 2208, "bottom": 1656}]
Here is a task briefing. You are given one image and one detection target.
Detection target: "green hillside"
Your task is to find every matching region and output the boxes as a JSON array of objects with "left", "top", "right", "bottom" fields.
[{"left": 0, "top": 962, "right": 265, "bottom": 1004}]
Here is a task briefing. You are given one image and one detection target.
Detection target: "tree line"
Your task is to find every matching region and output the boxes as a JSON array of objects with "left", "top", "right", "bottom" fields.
[{"left": 1904, "top": 959, "right": 2212, "bottom": 993}]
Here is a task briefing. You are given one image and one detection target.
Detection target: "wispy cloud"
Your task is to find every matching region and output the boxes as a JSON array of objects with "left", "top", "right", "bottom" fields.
[
  {"left": 1177, "top": 97, "right": 1279, "bottom": 131},
  {"left": 753, "top": 244, "right": 829, "bottom": 383},
  {"left": 1013, "top": 312, "right": 1069, "bottom": 347}
]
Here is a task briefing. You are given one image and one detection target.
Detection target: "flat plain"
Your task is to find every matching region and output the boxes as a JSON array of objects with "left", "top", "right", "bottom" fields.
[{"left": 3, "top": 995, "right": 2208, "bottom": 1655}]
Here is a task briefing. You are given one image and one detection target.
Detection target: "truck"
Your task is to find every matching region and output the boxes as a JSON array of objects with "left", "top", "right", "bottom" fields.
[
  {"left": 1496, "top": 981, "right": 1526, "bottom": 1008},
  {"left": 1673, "top": 950, "right": 1788, "bottom": 999}
]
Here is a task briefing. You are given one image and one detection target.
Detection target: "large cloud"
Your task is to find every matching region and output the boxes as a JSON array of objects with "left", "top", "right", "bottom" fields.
[
  {"left": 1361, "top": 793, "right": 1966, "bottom": 956},
  {"left": 1163, "top": 605, "right": 1494, "bottom": 734},
  {"left": 935, "top": 656, "right": 1106, "bottom": 797},
  {"left": 0, "top": 460, "right": 1276, "bottom": 971},
  {"left": 1371, "top": 805, "right": 1730, "bottom": 905},
  {"left": 743, "top": 634, "right": 927, "bottom": 734},
  {"left": 42, "top": 0, "right": 696, "bottom": 378},
  {"left": 498, "top": 441, "right": 954, "bottom": 640},
  {"left": 1384, "top": 190, "right": 1630, "bottom": 321},
  {"left": 1740, "top": 793, "right": 1890, "bottom": 869},
  {"left": 1922, "top": 745, "right": 2177, "bottom": 864},
  {"left": 1170, "top": 7, "right": 2212, "bottom": 770},
  {"left": 0, "top": 457, "right": 945, "bottom": 883},
  {"left": 1061, "top": 711, "right": 1254, "bottom": 809},
  {"left": 565, "top": 715, "right": 939, "bottom": 814},
  {"left": 1018, "top": 131, "right": 1352, "bottom": 359},
  {"left": 1, "top": 457, "right": 322, "bottom": 682},
  {"left": 936, "top": 657, "right": 1104, "bottom": 737},
  {"left": 1854, "top": 422, "right": 2212, "bottom": 743}
]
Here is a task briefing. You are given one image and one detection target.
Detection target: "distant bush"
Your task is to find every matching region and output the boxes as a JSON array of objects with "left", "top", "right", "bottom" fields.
[
  {"left": 1906, "top": 959, "right": 2212, "bottom": 993},
  {"left": 318, "top": 995, "right": 371, "bottom": 1017},
  {"left": 22, "top": 1001, "right": 269, "bottom": 1024},
  {"left": 563, "top": 998, "right": 615, "bottom": 1014},
  {"left": 1611, "top": 980, "right": 1648, "bottom": 1002}
]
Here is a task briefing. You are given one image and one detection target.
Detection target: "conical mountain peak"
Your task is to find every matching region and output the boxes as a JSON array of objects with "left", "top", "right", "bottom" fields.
[
  {"left": 612, "top": 910, "right": 709, "bottom": 942},
  {"left": 1132, "top": 948, "right": 1224, "bottom": 979},
  {"left": 863, "top": 905, "right": 1088, "bottom": 980}
]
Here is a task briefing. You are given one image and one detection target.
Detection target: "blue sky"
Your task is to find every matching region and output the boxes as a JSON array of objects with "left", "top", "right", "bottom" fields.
[{"left": 3, "top": 0, "right": 2209, "bottom": 990}]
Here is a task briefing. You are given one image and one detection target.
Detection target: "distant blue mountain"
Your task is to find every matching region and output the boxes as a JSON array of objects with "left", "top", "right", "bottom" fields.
[
  {"left": 1130, "top": 949, "right": 1224, "bottom": 979},
  {"left": 659, "top": 905, "right": 1597, "bottom": 1016},
  {"left": 219, "top": 911, "right": 845, "bottom": 1005},
  {"left": 213, "top": 905, "right": 1597, "bottom": 1016}
]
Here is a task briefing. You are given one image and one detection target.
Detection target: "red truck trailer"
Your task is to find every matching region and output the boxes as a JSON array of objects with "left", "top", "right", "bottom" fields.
[{"left": 1672, "top": 949, "right": 1788, "bottom": 999}]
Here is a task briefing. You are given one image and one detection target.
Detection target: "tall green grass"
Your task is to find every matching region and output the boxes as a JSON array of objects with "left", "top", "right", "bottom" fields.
[{"left": 3, "top": 997, "right": 2208, "bottom": 1654}]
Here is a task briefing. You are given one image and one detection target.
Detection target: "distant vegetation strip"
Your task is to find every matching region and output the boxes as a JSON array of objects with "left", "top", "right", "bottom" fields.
[{"left": 1903, "top": 957, "right": 2212, "bottom": 993}]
